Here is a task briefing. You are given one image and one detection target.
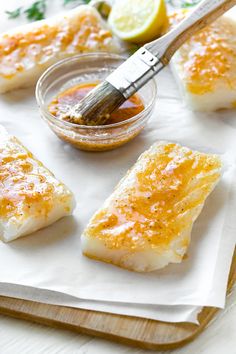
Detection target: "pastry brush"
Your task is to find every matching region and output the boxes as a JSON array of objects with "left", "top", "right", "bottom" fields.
[{"left": 66, "top": 0, "right": 236, "bottom": 126}]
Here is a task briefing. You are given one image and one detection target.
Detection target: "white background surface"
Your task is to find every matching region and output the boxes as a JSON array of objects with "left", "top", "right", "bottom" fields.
[{"left": 0, "top": 1, "right": 236, "bottom": 353}]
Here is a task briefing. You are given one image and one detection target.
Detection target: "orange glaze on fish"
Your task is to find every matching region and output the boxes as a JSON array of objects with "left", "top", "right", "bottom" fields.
[
  {"left": 85, "top": 142, "right": 222, "bottom": 251},
  {"left": 167, "top": 11, "right": 236, "bottom": 95},
  {"left": 0, "top": 134, "right": 70, "bottom": 220},
  {"left": 0, "top": 7, "right": 114, "bottom": 80}
]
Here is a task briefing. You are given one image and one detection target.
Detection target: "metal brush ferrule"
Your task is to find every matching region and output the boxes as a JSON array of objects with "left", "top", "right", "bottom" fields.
[{"left": 106, "top": 48, "right": 164, "bottom": 99}]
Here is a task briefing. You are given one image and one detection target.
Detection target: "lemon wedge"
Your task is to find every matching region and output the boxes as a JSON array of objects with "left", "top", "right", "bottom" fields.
[{"left": 108, "top": 0, "right": 167, "bottom": 43}]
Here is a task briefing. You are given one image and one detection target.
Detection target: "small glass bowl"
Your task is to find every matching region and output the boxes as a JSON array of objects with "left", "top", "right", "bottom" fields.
[{"left": 36, "top": 53, "right": 157, "bottom": 152}]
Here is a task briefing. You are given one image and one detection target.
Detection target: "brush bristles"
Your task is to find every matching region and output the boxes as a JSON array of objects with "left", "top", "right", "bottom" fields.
[{"left": 64, "top": 81, "right": 126, "bottom": 126}]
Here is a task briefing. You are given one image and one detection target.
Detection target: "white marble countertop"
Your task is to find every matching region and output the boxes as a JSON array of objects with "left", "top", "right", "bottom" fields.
[{"left": 0, "top": 1, "right": 235, "bottom": 352}]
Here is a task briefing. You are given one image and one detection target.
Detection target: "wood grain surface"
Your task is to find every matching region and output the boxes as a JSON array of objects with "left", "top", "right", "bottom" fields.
[{"left": 0, "top": 249, "right": 235, "bottom": 351}]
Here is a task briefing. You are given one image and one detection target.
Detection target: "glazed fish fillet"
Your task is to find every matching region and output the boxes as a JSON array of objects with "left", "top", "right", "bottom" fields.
[
  {"left": 0, "top": 126, "right": 75, "bottom": 242},
  {"left": 0, "top": 5, "right": 121, "bottom": 93},
  {"left": 169, "top": 10, "right": 236, "bottom": 111},
  {"left": 82, "top": 142, "right": 222, "bottom": 272}
]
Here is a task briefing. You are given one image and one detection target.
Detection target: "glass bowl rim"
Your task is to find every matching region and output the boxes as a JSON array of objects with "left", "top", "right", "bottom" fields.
[{"left": 35, "top": 52, "right": 157, "bottom": 131}]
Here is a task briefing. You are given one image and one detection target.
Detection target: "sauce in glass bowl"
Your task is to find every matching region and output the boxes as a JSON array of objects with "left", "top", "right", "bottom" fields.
[
  {"left": 36, "top": 53, "right": 157, "bottom": 152},
  {"left": 48, "top": 82, "right": 145, "bottom": 125}
]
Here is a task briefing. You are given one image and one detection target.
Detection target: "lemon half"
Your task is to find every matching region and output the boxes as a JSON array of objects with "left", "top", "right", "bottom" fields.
[{"left": 108, "top": 0, "right": 167, "bottom": 43}]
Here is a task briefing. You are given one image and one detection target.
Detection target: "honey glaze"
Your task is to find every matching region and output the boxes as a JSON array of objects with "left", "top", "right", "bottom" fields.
[
  {"left": 86, "top": 143, "right": 222, "bottom": 251},
  {"left": 0, "top": 135, "right": 70, "bottom": 220},
  {"left": 0, "top": 9, "right": 114, "bottom": 80},
  {"left": 48, "top": 82, "right": 145, "bottom": 125},
  {"left": 167, "top": 11, "right": 236, "bottom": 95}
]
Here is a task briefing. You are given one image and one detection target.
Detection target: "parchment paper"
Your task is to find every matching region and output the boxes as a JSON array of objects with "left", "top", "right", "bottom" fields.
[
  {"left": 0, "top": 3, "right": 236, "bottom": 324},
  {"left": 0, "top": 70, "right": 235, "bottom": 322}
]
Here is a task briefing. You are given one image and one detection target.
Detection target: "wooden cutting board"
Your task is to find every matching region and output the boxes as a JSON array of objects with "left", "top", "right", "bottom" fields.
[{"left": 0, "top": 249, "right": 235, "bottom": 351}]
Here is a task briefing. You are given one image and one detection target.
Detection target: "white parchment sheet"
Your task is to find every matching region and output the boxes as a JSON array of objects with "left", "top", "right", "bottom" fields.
[{"left": 0, "top": 4, "right": 236, "bottom": 324}]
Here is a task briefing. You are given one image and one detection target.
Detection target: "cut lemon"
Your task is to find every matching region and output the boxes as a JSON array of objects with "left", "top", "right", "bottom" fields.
[{"left": 108, "top": 0, "right": 167, "bottom": 43}]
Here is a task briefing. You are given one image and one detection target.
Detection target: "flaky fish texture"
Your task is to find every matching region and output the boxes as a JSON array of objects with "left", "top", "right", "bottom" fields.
[
  {"left": 0, "top": 126, "right": 75, "bottom": 242},
  {"left": 169, "top": 10, "right": 236, "bottom": 111},
  {"left": 0, "top": 5, "right": 121, "bottom": 93},
  {"left": 81, "top": 142, "right": 222, "bottom": 272}
]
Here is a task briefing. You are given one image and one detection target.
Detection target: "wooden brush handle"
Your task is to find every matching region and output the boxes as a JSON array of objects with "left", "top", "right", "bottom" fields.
[{"left": 145, "top": 0, "right": 236, "bottom": 64}]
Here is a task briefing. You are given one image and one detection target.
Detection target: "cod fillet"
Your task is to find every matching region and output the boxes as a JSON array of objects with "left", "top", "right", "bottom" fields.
[
  {"left": 0, "top": 5, "right": 121, "bottom": 93},
  {"left": 169, "top": 10, "right": 236, "bottom": 111},
  {"left": 81, "top": 142, "right": 222, "bottom": 272},
  {"left": 0, "top": 126, "right": 75, "bottom": 242}
]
